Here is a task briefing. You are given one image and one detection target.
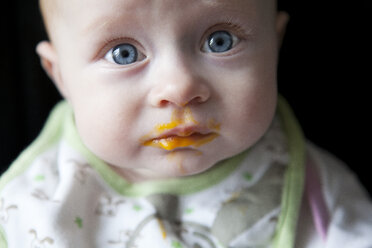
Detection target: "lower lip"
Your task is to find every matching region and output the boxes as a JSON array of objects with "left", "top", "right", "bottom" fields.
[{"left": 143, "top": 133, "right": 219, "bottom": 151}]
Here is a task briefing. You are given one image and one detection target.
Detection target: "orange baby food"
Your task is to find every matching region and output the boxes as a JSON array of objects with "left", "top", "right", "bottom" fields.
[
  {"left": 155, "top": 108, "right": 198, "bottom": 133},
  {"left": 143, "top": 133, "right": 219, "bottom": 150},
  {"left": 141, "top": 108, "right": 220, "bottom": 150}
]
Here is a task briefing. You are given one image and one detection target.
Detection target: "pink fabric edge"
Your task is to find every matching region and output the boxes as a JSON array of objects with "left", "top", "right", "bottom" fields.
[{"left": 305, "top": 155, "right": 330, "bottom": 241}]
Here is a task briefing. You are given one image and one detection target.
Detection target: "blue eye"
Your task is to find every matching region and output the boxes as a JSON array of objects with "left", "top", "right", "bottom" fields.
[
  {"left": 110, "top": 43, "right": 138, "bottom": 65},
  {"left": 206, "top": 31, "right": 233, "bottom": 53}
]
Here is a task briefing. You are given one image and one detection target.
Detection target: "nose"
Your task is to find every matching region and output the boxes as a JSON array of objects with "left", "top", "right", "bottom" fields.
[{"left": 148, "top": 58, "right": 211, "bottom": 108}]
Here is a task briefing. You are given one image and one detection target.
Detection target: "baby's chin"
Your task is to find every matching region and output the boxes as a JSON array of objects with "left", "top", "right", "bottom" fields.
[
  {"left": 147, "top": 148, "right": 220, "bottom": 179},
  {"left": 163, "top": 148, "right": 243, "bottom": 178},
  {"left": 106, "top": 148, "right": 228, "bottom": 182}
]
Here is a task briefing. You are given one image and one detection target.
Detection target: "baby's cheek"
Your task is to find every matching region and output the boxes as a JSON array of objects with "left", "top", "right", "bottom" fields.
[
  {"left": 74, "top": 116, "right": 117, "bottom": 161},
  {"left": 227, "top": 106, "right": 275, "bottom": 148}
]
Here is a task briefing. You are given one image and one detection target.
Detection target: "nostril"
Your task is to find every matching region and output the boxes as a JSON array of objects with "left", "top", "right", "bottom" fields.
[
  {"left": 159, "top": 99, "right": 169, "bottom": 107},
  {"left": 187, "top": 96, "right": 203, "bottom": 105},
  {"left": 149, "top": 78, "right": 211, "bottom": 108},
  {"left": 195, "top": 96, "right": 205, "bottom": 103}
]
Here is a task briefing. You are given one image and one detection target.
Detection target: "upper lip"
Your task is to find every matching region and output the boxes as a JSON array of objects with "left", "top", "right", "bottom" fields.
[{"left": 146, "top": 125, "right": 215, "bottom": 141}]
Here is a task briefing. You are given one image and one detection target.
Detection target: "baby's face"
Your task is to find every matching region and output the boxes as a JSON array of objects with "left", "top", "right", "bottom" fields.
[{"left": 43, "top": 0, "right": 283, "bottom": 181}]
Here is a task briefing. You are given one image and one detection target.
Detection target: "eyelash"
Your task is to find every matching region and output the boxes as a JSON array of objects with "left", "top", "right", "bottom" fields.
[
  {"left": 98, "top": 21, "right": 250, "bottom": 63},
  {"left": 95, "top": 37, "right": 144, "bottom": 62},
  {"left": 204, "top": 21, "right": 250, "bottom": 41}
]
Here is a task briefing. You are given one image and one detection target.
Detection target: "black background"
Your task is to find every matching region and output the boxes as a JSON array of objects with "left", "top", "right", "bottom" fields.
[{"left": 1, "top": 1, "right": 371, "bottom": 195}]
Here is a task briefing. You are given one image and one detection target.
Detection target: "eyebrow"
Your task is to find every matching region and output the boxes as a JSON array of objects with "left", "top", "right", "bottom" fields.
[
  {"left": 199, "top": 0, "right": 226, "bottom": 7},
  {"left": 83, "top": 17, "right": 114, "bottom": 35},
  {"left": 82, "top": 0, "right": 250, "bottom": 36}
]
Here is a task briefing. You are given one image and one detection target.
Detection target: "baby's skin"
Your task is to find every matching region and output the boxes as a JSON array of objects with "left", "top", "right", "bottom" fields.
[{"left": 37, "top": 0, "right": 289, "bottom": 182}]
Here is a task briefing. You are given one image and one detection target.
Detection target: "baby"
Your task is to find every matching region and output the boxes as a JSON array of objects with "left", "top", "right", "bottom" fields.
[{"left": 1, "top": 0, "right": 371, "bottom": 247}]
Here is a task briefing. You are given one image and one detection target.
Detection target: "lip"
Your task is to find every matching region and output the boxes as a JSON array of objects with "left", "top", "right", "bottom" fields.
[
  {"left": 142, "top": 126, "right": 219, "bottom": 151},
  {"left": 158, "top": 125, "right": 211, "bottom": 138}
]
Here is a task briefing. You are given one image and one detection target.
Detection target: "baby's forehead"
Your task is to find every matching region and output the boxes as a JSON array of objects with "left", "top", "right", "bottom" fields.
[
  {"left": 42, "top": 0, "right": 275, "bottom": 18},
  {"left": 41, "top": 0, "right": 276, "bottom": 39}
]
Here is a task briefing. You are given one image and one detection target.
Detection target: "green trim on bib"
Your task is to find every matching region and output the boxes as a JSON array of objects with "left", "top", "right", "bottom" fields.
[
  {"left": 0, "top": 225, "right": 7, "bottom": 248},
  {"left": 63, "top": 106, "right": 249, "bottom": 196},
  {"left": 272, "top": 95, "right": 306, "bottom": 248},
  {"left": 0, "top": 102, "right": 67, "bottom": 192},
  {"left": 0, "top": 94, "right": 305, "bottom": 248},
  {"left": 0, "top": 102, "right": 68, "bottom": 248}
]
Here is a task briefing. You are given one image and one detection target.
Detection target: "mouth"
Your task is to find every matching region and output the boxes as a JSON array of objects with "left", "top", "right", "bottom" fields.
[
  {"left": 141, "top": 108, "right": 221, "bottom": 151},
  {"left": 142, "top": 128, "right": 219, "bottom": 151}
]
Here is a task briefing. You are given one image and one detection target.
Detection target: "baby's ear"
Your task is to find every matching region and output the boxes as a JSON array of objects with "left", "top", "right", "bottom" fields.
[
  {"left": 276, "top": 11, "right": 290, "bottom": 48},
  {"left": 36, "top": 41, "right": 68, "bottom": 98}
]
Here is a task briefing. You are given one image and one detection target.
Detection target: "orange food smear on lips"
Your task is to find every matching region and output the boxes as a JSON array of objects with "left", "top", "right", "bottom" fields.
[
  {"left": 141, "top": 108, "right": 220, "bottom": 151},
  {"left": 143, "top": 133, "right": 219, "bottom": 150},
  {"left": 155, "top": 108, "right": 198, "bottom": 132}
]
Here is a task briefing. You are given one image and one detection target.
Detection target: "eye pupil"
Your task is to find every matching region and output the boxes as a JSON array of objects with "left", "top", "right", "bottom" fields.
[
  {"left": 208, "top": 31, "right": 233, "bottom": 53},
  {"left": 121, "top": 50, "right": 130, "bottom": 58},
  {"left": 112, "top": 43, "right": 138, "bottom": 65},
  {"left": 216, "top": 38, "right": 224, "bottom": 46}
]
